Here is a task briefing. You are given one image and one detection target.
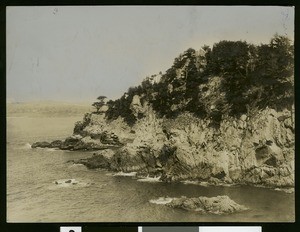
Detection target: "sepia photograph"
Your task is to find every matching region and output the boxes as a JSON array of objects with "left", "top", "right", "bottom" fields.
[{"left": 6, "top": 6, "right": 294, "bottom": 222}]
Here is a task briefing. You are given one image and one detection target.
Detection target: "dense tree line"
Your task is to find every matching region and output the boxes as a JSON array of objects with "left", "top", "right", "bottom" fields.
[{"left": 92, "top": 34, "right": 294, "bottom": 126}]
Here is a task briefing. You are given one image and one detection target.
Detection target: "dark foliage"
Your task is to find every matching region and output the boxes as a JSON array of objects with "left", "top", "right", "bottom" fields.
[{"left": 94, "top": 35, "right": 293, "bottom": 127}]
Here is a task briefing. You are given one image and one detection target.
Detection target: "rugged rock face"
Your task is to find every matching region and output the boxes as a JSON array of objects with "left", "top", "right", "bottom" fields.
[
  {"left": 33, "top": 100, "right": 294, "bottom": 189},
  {"left": 74, "top": 105, "right": 294, "bottom": 189},
  {"left": 156, "top": 108, "right": 294, "bottom": 188},
  {"left": 165, "top": 195, "right": 248, "bottom": 214}
]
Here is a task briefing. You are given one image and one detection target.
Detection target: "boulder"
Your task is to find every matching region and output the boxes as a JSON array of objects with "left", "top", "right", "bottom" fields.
[{"left": 166, "top": 195, "right": 248, "bottom": 214}]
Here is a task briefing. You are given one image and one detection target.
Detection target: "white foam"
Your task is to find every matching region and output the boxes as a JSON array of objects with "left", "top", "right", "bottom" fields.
[
  {"left": 182, "top": 180, "right": 235, "bottom": 187},
  {"left": 46, "top": 148, "right": 58, "bottom": 152},
  {"left": 22, "top": 143, "right": 32, "bottom": 149},
  {"left": 68, "top": 163, "right": 87, "bottom": 170},
  {"left": 112, "top": 172, "right": 137, "bottom": 177},
  {"left": 182, "top": 180, "right": 209, "bottom": 186},
  {"left": 149, "top": 197, "right": 174, "bottom": 205},
  {"left": 274, "top": 188, "right": 294, "bottom": 194},
  {"left": 137, "top": 175, "right": 161, "bottom": 183},
  {"left": 182, "top": 180, "right": 199, "bottom": 185}
]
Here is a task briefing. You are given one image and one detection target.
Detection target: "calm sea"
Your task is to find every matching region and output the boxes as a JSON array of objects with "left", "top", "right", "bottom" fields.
[{"left": 7, "top": 116, "right": 295, "bottom": 222}]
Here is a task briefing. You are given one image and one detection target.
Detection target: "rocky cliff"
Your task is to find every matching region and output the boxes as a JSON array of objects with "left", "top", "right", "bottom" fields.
[
  {"left": 32, "top": 36, "right": 294, "bottom": 189},
  {"left": 69, "top": 102, "right": 294, "bottom": 189}
]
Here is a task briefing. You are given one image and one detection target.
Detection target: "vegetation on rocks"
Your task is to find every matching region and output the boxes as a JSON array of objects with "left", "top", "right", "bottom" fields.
[
  {"left": 96, "top": 34, "right": 293, "bottom": 127},
  {"left": 32, "top": 34, "right": 294, "bottom": 189}
]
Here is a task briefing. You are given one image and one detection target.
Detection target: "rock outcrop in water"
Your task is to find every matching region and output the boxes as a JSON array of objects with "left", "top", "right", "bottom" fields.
[
  {"left": 165, "top": 195, "right": 248, "bottom": 214},
  {"left": 32, "top": 36, "right": 294, "bottom": 190},
  {"left": 32, "top": 130, "right": 123, "bottom": 151},
  {"left": 31, "top": 141, "right": 52, "bottom": 148}
]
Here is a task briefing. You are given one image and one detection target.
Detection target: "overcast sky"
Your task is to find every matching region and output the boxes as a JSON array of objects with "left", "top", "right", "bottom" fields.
[{"left": 6, "top": 6, "right": 294, "bottom": 103}]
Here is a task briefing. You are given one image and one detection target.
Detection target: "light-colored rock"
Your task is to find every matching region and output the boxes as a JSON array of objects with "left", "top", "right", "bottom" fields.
[
  {"left": 240, "top": 114, "right": 247, "bottom": 121},
  {"left": 130, "top": 95, "right": 145, "bottom": 117},
  {"left": 166, "top": 195, "right": 248, "bottom": 214},
  {"left": 71, "top": 106, "right": 294, "bottom": 188}
]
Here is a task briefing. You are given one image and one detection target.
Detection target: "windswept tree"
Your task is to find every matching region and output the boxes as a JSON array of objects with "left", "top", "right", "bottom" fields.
[
  {"left": 92, "top": 96, "right": 107, "bottom": 113},
  {"left": 253, "top": 34, "right": 294, "bottom": 110}
]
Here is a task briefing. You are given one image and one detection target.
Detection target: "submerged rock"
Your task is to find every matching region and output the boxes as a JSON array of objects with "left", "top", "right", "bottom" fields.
[{"left": 166, "top": 195, "right": 248, "bottom": 214}]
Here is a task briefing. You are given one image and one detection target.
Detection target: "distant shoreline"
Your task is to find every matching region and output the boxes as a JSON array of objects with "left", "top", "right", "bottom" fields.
[
  {"left": 7, "top": 101, "right": 93, "bottom": 117},
  {"left": 6, "top": 100, "right": 93, "bottom": 105}
]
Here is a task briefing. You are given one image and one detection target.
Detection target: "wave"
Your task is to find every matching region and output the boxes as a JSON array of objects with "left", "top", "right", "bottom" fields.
[
  {"left": 45, "top": 148, "right": 60, "bottom": 152},
  {"left": 22, "top": 143, "right": 32, "bottom": 149},
  {"left": 182, "top": 180, "right": 234, "bottom": 187},
  {"left": 137, "top": 176, "right": 161, "bottom": 183},
  {"left": 112, "top": 172, "right": 137, "bottom": 177},
  {"left": 149, "top": 197, "right": 174, "bottom": 205},
  {"left": 274, "top": 187, "right": 294, "bottom": 194},
  {"left": 12, "top": 142, "right": 33, "bottom": 150},
  {"left": 182, "top": 180, "right": 209, "bottom": 186},
  {"left": 68, "top": 163, "right": 87, "bottom": 170}
]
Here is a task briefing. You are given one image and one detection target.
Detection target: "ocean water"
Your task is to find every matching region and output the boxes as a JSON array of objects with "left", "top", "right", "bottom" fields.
[{"left": 7, "top": 116, "right": 295, "bottom": 222}]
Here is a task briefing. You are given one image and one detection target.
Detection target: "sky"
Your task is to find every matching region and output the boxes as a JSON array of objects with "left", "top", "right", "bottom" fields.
[{"left": 6, "top": 6, "right": 294, "bottom": 103}]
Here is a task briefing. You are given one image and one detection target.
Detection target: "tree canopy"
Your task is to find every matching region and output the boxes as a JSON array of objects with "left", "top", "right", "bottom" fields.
[{"left": 92, "top": 34, "right": 293, "bottom": 127}]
